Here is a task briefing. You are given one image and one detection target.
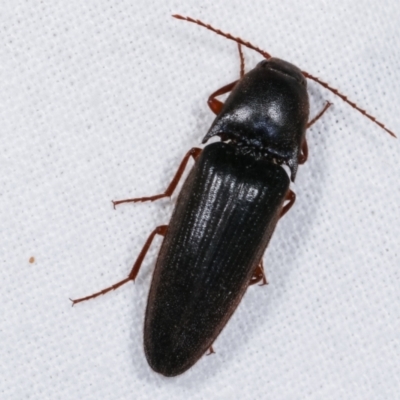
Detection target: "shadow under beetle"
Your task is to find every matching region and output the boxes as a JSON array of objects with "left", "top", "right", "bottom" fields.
[{"left": 72, "top": 15, "right": 396, "bottom": 377}]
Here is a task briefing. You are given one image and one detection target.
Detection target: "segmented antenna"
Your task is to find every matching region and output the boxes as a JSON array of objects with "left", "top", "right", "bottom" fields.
[
  {"left": 237, "top": 43, "right": 245, "bottom": 78},
  {"left": 172, "top": 15, "right": 272, "bottom": 59},
  {"left": 302, "top": 71, "right": 396, "bottom": 137},
  {"left": 173, "top": 14, "right": 396, "bottom": 138}
]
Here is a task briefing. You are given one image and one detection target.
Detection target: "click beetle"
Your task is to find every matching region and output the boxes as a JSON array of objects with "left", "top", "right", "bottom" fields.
[{"left": 72, "top": 15, "right": 396, "bottom": 377}]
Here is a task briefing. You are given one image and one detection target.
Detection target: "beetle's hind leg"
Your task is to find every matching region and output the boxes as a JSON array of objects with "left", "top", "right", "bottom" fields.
[
  {"left": 70, "top": 225, "right": 168, "bottom": 305},
  {"left": 112, "top": 148, "right": 202, "bottom": 208}
]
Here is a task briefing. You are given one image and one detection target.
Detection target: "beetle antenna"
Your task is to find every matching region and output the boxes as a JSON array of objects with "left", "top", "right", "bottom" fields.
[
  {"left": 237, "top": 43, "right": 245, "bottom": 78},
  {"left": 173, "top": 14, "right": 396, "bottom": 138},
  {"left": 172, "top": 14, "right": 272, "bottom": 59},
  {"left": 303, "top": 71, "right": 396, "bottom": 138}
]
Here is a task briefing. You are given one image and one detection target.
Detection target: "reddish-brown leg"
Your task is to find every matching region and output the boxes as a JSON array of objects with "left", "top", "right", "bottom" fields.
[
  {"left": 298, "top": 138, "right": 308, "bottom": 165},
  {"left": 207, "top": 81, "right": 238, "bottom": 115},
  {"left": 71, "top": 225, "right": 168, "bottom": 305},
  {"left": 206, "top": 345, "right": 216, "bottom": 356},
  {"left": 280, "top": 189, "right": 296, "bottom": 218},
  {"left": 207, "top": 43, "right": 246, "bottom": 116},
  {"left": 299, "top": 102, "right": 332, "bottom": 165},
  {"left": 207, "top": 45, "right": 245, "bottom": 115},
  {"left": 250, "top": 190, "right": 296, "bottom": 288},
  {"left": 249, "top": 260, "right": 268, "bottom": 286},
  {"left": 307, "top": 101, "right": 332, "bottom": 129},
  {"left": 112, "top": 148, "right": 202, "bottom": 208}
]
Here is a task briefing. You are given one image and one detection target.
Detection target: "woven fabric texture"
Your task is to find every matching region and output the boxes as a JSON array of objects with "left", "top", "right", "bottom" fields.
[{"left": 1, "top": 1, "right": 399, "bottom": 399}]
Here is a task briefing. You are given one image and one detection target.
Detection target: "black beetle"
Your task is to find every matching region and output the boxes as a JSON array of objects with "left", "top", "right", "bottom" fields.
[{"left": 72, "top": 15, "right": 395, "bottom": 377}]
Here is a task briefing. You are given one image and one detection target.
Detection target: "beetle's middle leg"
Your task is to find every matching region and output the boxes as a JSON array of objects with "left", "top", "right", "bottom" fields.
[
  {"left": 280, "top": 189, "right": 296, "bottom": 218},
  {"left": 250, "top": 189, "right": 296, "bottom": 287},
  {"left": 71, "top": 225, "right": 168, "bottom": 305},
  {"left": 249, "top": 260, "right": 267, "bottom": 286},
  {"left": 298, "top": 138, "right": 308, "bottom": 165},
  {"left": 112, "top": 148, "right": 202, "bottom": 208}
]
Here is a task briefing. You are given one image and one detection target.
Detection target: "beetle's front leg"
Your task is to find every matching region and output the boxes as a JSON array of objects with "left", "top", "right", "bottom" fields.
[
  {"left": 250, "top": 189, "right": 296, "bottom": 288},
  {"left": 112, "top": 148, "right": 202, "bottom": 208},
  {"left": 207, "top": 81, "right": 238, "bottom": 115},
  {"left": 207, "top": 45, "right": 245, "bottom": 115},
  {"left": 71, "top": 225, "right": 168, "bottom": 305},
  {"left": 299, "top": 102, "right": 332, "bottom": 165},
  {"left": 307, "top": 101, "right": 332, "bottom": 129},
  {"left": 298, "top": 138, "right": 308, "bottom": 165}
]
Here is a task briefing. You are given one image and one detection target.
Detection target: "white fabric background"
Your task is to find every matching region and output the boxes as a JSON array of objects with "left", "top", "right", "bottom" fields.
[{"left": 1, "top": 1, "right": 399, "bottom": 399}]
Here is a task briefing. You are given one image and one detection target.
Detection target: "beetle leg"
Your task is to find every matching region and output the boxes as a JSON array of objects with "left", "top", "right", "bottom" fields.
[
  {"left": 307, "top": 101, "right": 332, "bottom": 128},
  {"left": 298, "top": 138, "right": 308, "bottom": 165},
  {"left": 280, "top": 189, "right": 296, "bottom": 218},
  {"left": 249, "top": 260, "right": 268, "bottom": 286},
  {"left": 207, "top": 81, "right": 238, "bottom": 115},
  {"left": 112, "top": 148, "right": 202, "bottom": 208},
  {"left": 70, "top": 225, "right": 168, "bottom": 305},
  {"left": 206, "top": 345, "right": 216, "bottom": 356},
  {"left": 299, "top": 102, "right": 332, "bottom": 165}
]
